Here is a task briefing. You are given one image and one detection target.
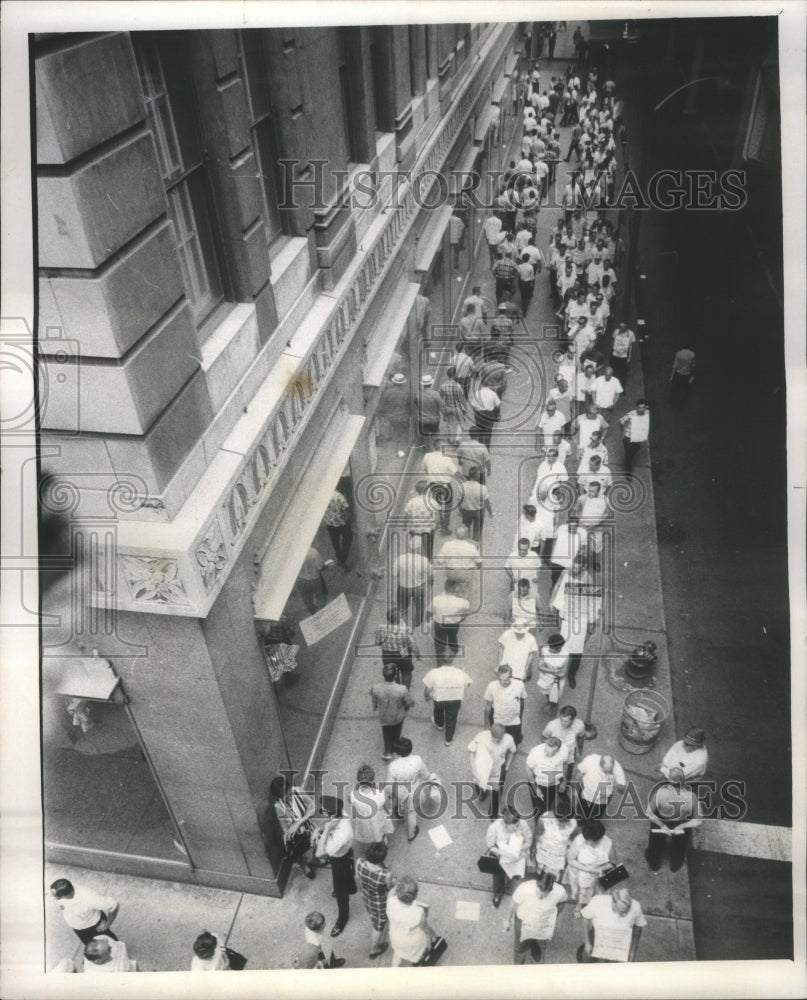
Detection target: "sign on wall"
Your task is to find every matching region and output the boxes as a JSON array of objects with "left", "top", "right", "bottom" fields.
[{"left": 298, "top": 592, "right": 353, "bottom": 647}]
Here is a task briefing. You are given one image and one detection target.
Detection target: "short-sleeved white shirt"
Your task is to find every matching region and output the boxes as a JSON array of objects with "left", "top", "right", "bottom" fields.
[
  {"left": 484, "top": 679, "right": 527, "bottom": 725},
  {"left": 498, "top": 629, "right": 538, "bottom": 680}
]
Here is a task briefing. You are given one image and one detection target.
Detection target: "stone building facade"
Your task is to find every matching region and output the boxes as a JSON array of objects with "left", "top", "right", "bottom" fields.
[{"left": 36, "top": 22, "right": 524, "bottom": 896}]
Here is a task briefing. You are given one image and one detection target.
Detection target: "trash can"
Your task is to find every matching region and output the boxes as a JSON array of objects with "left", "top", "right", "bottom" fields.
[{"left": 618, "top": 690, "right": 670, "bottom": 755}]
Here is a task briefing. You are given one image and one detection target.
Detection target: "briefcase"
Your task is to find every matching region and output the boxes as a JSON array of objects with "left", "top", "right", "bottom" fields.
[
  {"left": 476, "top": 852, "right": 500, "bottom": 875},
  {"left": 417, "top": 936, "right": 448, "bottom": 967},
  {"left": 598, "top": 863, "right": 630, "bottom": 890}
]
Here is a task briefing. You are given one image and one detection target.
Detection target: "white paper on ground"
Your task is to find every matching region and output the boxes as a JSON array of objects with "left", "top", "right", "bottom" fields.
[
  {"left": 428, "top": 824, "right": 453, "bottom": 849},
  {"left": 455, "top": 900, "right": 481, "bottom": 921}
]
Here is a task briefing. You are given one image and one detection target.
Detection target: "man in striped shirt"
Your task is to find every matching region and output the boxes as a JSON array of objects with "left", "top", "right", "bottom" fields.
[
  {"left": 492, "top": 252, "right": 518, "bottom": 304},
  {"left": 374, "top": 608, "right": 421, "bottom": 690},
  {"left": 439, "top": 368, "right": 468, "bottom": 445}
]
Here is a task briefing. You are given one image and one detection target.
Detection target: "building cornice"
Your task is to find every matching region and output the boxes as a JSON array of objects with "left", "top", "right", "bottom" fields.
[{"left": 89, "top": 23, "right": 516, "bottom": 617}]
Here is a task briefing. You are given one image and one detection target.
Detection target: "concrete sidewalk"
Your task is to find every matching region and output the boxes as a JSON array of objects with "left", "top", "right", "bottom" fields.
[{"left": 44, "top": 28, "right": 696, "bottom": 973}]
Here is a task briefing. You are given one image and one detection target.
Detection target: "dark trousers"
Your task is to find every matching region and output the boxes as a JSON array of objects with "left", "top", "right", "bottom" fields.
[
  {"left": 646, "top": 821, "right": 691, "bottom": 872},
  {"left": 326, "top": 524, "right": 353, "bottom": 568},
  {"left": 433, "top": 700, "right": 462, "bottom": 742},
  {"left": 567, "top": 653, "right": 582, "bottom": 686},
  {"left": 298, "top": 574, "right": 327, "bottom": 614},
  {"left": 623, "top": 437, "right": 643, "bottom": 471},
  {"left": 576, "top": 795, "right": 606, "bottom": 820},
  {"left": 381, "top": 720, "right": 404, "bottom": 755},
  {"left": 331, "top": 853, "right": 354, "bottom": 927},
  {"left": 504, "top": 723, "right": 523, "bottom": 747},
  {"left": 461, "top": 508, "right": 484, "bottom": 541},
  {"left": 419, "top": 419, "right": 441, "bottom": 443},
  {"left": 495, "top": 277, "right": 514, "bottom": 303},
  {"left": 670, "top": 372, "right": 693, "bottom": 409},
  {"left": 411, "top": 529, "right": 434, "bottom": 560},
  {"left": 492, "top": 860, "right": 508, "bottom": 896},
  {"left": 381, "top": 651, "right": 413, "bottom": 689},
  {"left": 530, "top": 782, "right": 559, "bottom": 819},
  {"left": 519, "top": 279, "right": 533, "bottom": 314},
  {"left": 397, "top": 584, "right": 426, "bottom": 629},
  {"left": 478, "top": 764, "right": 507, "bottom": 819},
  {"left": 433, "top": 622, "right": 461, "bottom": 660},
  {"left": 473, "top": 410, "right": 499, "bottom": 448},
  {"left": 74, "top": 921, "right": 118, "bottom": 945},
  {"left": 610, "top": 355, "right": 629, "bottom": 385},
  {"left": 513, "top": 916, "right": 544, "bottom": 964},
  {"left": 428, "top": 484, "right": 454, "bottom": 533}
]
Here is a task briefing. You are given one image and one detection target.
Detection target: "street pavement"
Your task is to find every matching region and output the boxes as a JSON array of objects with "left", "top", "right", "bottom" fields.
[{"left": 43, "top": 23, "right": 702, "bottom": 974}]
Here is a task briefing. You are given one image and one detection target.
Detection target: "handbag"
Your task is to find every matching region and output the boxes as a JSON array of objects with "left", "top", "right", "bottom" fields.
[
  {"left": 225, "top": 947, "right": 247, "bottom": 971},
  {"left": 477, "top": 852, "right": 501, "bottom": 875},
  {"left": 416, "top": 936, "right": 448, "bottom": 967},
  {"left": 598, "top": 862, "right": 630, "bottom": 890},
  {"left": 285, "top": 828, "right": 311, "bottom": 859}
]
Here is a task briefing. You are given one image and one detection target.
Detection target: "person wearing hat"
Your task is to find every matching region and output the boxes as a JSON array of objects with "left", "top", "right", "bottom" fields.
[
  {"left": 376, "top": 371, "right": 410, "bottom": 444},
  {"left": 645, "top": 768, "right": 703, "bottom": 873},
  {"left": 415, "top": 374, "right": 443, "bottom": 445},
  {"left": 659, "top": 729, "right": 708, "bottom": 782}
]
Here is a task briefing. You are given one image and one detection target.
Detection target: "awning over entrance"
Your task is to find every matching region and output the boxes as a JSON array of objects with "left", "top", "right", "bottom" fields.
[
  {"left": 252, "top": 411, "right": 365, "bottom": 622},
  {"left": 363, "top": 281, "right": 420, "bottom": 388},
  {"left": 414, "top": 204, "right": 454, "bottom": 273}
]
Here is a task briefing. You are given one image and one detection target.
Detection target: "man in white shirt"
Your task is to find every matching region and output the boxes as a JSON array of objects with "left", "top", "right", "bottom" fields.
[
  {"left": 387, "top": 737, "right": 433, "bottom": 841},
  {"left": 468, "top": 723, "right": 517, "bottom": 818},
  {"left": 504, "top": 871, "right": 568, "bottom": 964},
  {"left": 609, "top": 322, "right": 636, "bottom": 385},
  {"left": 577, "top": 454, "right": 612, "bottom": 497},
  {"left": 535, "top": 632, "right": 571, "bottom": 717},
  {"left": 506, "top": 537, "right": 542, "bottom": 593},
  {"left": 422, "top": 439, "right": 460, "bottom": 533},
  {"left": 463, "top": 285, "right": 487, "bottom": 320},
  {"left": 423, "top": 662, "right": 472, "bottom": 745},
  {"left": 575, "top": 481, "right": 609, "bottom": 553},
  {"left": 574, "top": 403, "right": 609, "bottom": 454},
  {"left": 469, "top": 382, "right": 501, "bottom": 449},
  {"left": 547, "top": 514, "right": 588, "bottom": 588},
  {"left": 659, "top": 728, "right": 708, "bottom": 782},
  {"left": 531, "top": 448, "right": 569, "bottom": 505},
  {"left": 619, "top": 398, "right": 650, "bottom": 471},
  {"left": 514, "top": 503, "right": 543, "bottom": 555},
  {"left": 83, "top": 935, "right": 136, "bottom": 973},
  {"left": 577, "top": 429, "right": 610, "bottom": 472},
  {"left": 485, "top": 665, "right": 528, "bottom": 746},
  {"left": 543, "top": 703, "right": 586, "bottom": 774},
  {"left": 391, "top": 535, "right": 432, "bottom": 629},
  {"left": 548, "top": 378, "right": 573, "bottom": 427},
  {"left": 484, "top": 213, "right": 504, "bottom": 267},
  {"left": 525, "top": 736, "right": 570, "bottom": 817},
  {"left": 551, "top": 554, "right": 602, "bottom": 688},
  {"left": 498, "top": 624, "right": 538, "bottom": 682},
  {"left": 314, "top": 806, "right": 355, "bottom": 935},
  {"left": 575, "top": 753, "right": 626, "bottom": 818},
  {"left": 536, "top": 400, "right": 566, "bottom": 451},
  {"left": 590, "top": 367, "right": 623, "bottom": 415},
  {"left": 547, "top": 428, "right": 573, "bottom": 467},
  {"left": 430, "top": 579, "right": 471, "bottom": 662},
  {"left": 49, "top": 879, "right": 120, "bottom": 945}
]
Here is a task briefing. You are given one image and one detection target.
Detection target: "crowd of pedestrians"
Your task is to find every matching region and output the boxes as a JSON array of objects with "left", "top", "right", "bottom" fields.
[{"left": 48, "top": 28, "right": 706, "bottom": 975}]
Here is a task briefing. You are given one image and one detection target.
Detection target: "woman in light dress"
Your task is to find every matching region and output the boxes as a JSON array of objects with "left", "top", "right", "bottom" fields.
[
  {"left": 349, "top": 764, "right": 394, "bottom": 847},
  {"left": 484, "top": 806, "right": 534, "bottom": 907},
  {"left": 386, "top": 877, "right": 436, "bottom": 967},
  {"left": 533, "top": 811, "right": 577, "bottom": 881},
  {"left": 564, "top": 818, "right": 617, "bottom": 916}
]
